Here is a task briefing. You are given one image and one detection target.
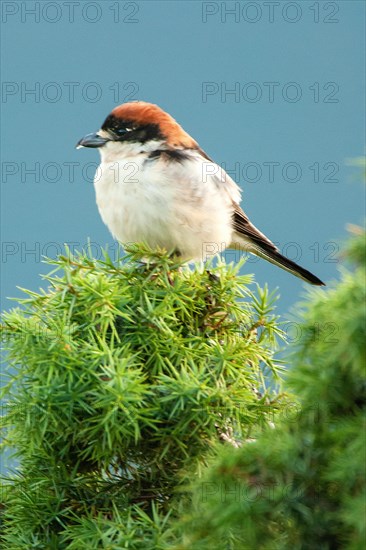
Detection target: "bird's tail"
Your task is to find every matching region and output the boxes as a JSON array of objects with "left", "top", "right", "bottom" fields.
[{"left": 234, "top": 237, "right": 325, "bottom": 286}]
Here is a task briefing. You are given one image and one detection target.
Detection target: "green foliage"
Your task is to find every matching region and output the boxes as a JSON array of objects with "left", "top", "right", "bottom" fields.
[
  {"left": 346, "top": 155, "right": 366, "bottom": 180},
  {"left": 177, "top": 228, "right": 366, "bottom": 550},
  {"left": 0, "top": 244, "right": 286, "bottom": 548}
]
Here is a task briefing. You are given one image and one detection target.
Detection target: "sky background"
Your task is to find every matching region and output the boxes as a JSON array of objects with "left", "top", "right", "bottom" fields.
[{"left": 1, "top": 2, "right": 365, "bottom": 336}]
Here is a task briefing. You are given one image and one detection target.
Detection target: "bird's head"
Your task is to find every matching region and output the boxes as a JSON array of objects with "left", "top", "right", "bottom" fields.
[{"left": 76, "top": 101, "right": 197, "bottom": 159}]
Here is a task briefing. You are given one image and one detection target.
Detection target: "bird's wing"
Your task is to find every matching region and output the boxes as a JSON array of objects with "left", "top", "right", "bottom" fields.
[
  {"left": 231, "top": 203, "right": 279, "bottom": 252},
  {"left": 231, "top": 202, "right": 325, "bottom": 285},
  {"left": 196, "top": 147, "right": 278, "bottom": 250},
  {"left": 196, "top": 148, "right": 324, "bottom": 286},
  {"left": 195, "top": 146, "right": 242, "bottom": 204}
]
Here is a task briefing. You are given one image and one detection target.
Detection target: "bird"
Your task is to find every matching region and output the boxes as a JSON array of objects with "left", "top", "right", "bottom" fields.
[{"left": 77, "top": 101, "right": 324, "bottom": 286}]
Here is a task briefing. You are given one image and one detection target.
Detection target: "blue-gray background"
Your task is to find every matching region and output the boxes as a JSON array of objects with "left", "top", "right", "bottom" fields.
[{"left": 1, "top": 2, "right": 365, "bottom": 323}]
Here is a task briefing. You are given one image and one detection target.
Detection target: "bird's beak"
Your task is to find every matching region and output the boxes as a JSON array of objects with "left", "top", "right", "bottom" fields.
[{"left": 76, "top": 132, "right": 109, "bottom": 149}]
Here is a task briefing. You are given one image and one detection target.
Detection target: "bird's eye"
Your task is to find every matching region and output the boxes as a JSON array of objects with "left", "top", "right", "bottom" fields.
[{"left": 113, "top": 127, "right": 135, "bottom": 137}]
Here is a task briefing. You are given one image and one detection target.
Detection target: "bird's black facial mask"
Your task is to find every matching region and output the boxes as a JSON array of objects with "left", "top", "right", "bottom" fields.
[
  {"left": 101, "top": 114, "right": 164, "bottom": 144},
  {"left": 76, "top": 115, "right": 165, "bottom": 149}
]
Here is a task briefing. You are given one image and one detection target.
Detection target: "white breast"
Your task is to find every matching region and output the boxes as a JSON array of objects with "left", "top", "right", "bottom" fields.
[{"left": 94, "top": 144, "right": 237, "bottom": 260}]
